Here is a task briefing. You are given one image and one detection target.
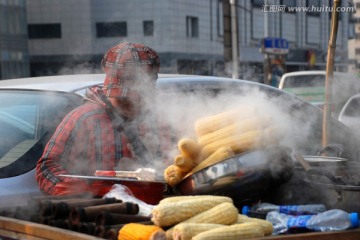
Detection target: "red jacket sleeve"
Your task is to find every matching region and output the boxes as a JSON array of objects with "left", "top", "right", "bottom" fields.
[{"left": 35, "top": 108, "right": 89, "bottom": 195}]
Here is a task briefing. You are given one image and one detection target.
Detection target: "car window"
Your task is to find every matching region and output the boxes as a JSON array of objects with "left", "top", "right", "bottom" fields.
[
  {"left": 343, "top": 97, "right": 360, "bottom": 117},
  {"left": 0, "top": 90, "right": 82, "bottom": 177},
  {"left": 283, "top": 75, "right": 325, "bottom": 88},
  {"left": 0, "top": 105, "right": 36, "bottom": 137}
]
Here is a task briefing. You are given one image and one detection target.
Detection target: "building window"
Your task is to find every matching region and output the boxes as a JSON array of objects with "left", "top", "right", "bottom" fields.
[
  {"left": 356, "top": 2, "right": 360, "bottom": 9},
  {"left": 217, "top": 0, "right": 224, "bottom": 37},
  {"left": 356, "top": 48, "right": 360, "bottom": 55},
  {"left": 177, "top": 59, "right": 209, "bottom": 75},
  {"left": 186, "top": 16, "right": 199, "bottom": 38},
  {"left": 306, "top": 0, "right": 320, "bottom": 17},
  {"left": 280, "top": 0, "right": 297, "bottom": 13},
  {"left": 28, "top": 24, "right": 61, "bottom": 39},
  {"left": 96, "top": 22, "right": 127, "bottom": 38},
  {"left": 143, "top": 21, "right": 154, "bottom": 36},
  {"left": 252, "top": 0, "right": 263, "bottom": 8}
]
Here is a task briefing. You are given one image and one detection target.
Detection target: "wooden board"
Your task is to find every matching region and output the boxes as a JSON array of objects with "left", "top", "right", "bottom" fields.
[
  {"left": 1, "top": 215, "right": 360, "bottom": 240},
  {"left": 253, "top": 228, "right": 360, "bottom": 240},
  {"left": 0, "top": 216, "right": 102, "bottom": 240}
]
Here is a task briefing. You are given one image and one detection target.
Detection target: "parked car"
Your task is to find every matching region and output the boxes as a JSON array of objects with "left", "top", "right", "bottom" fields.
[
  {"left": 278, "top": 70, "right": 360, "bottom": 117},
  {"left": 338, "top": 93, "right": 360, "bottom": 140},
  {"left": 1, "top": 74, "right": 359, "bottom": 208},
  {"left": 0, "top": 74, "right": 103, "bottom": 207}
]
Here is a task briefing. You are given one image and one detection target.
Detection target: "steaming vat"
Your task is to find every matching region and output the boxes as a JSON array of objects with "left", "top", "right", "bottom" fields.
[
  {"left": 175, "top": 145, "right": 294, "bottom": 208},
  {"left": 265, "top": 146, "right": 360, "bottom": 213}
]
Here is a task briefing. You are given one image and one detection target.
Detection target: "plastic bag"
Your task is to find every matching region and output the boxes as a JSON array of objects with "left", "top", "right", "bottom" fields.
[{"left": 103, "top": 184, "right": 155, "bottom": 216}]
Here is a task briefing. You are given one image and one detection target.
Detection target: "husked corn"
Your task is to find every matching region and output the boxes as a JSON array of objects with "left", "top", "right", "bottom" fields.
[
  {"left": 237, "top": 214, "right": 273, "bottom": 236},
  {"left": 163, "top": 165, "right": 187, "bottom": 187},
  {"left": 199, "top": 130, "right": 261, "bottom": 159},
  {"left": 151, "top": 196, "right": 233, "bottom": 227},
  {"left": 172, "top": 223, "right": 225, "bottom": 240},
  {"left": 189, "top": 146, "right": 234, "bottom": 175},
  {"left": 165, "top": 202, "right": 238, "bottom": 240},
  {"left": 178, "top": 138, "right": 201, "bottom": 161},
  {"left": 159, "top": 195, "right": 230, "bottom": 205},
  {"left": 194, "top": 106, "right": 257, "bottom": 137},
  {"left": 197, "top": 116, "right": 270, "bottom": 147},
  {"left": 181, "top": 202, "right": 238, "bottom": 225},
  {"left": 174, "top": 154, "right": 196, "bottom": 173},
  {"left": 192, "top": 222, "right": 264, "bottom": 240}
]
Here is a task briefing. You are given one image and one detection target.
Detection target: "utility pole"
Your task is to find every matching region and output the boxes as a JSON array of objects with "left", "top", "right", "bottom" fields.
[
  {"left": 223, "top": 0, "right": 239, "bottom": 79},
  {"left": 263, "top": 0, "right": 270, "bottom": 84},
  {"left": 322, "top": 0, "right": 341, "bottom": 148},
  {"left": 230, "top": 0, "right": 239, "bottom": 79}
]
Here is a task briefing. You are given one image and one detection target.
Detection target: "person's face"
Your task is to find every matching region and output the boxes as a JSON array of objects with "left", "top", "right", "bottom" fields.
[{"left": 109, "top": 97, "right": 141, "bottom": 121}]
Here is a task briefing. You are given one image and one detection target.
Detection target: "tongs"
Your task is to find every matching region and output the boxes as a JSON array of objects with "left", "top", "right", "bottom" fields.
[{"left": 94, "top": 168, "right": 161, "bottom": 181}]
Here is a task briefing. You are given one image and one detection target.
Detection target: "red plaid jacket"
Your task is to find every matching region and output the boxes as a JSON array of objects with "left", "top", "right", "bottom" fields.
[{"left": 36, "top": 87, "right": 173, "bottom": 195}]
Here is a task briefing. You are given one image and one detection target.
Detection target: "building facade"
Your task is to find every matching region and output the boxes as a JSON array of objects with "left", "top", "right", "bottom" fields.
[
  {"left": 26, "top": 0, "right": 226, "bottom": 77},
  {"left": 247, "top": 0, "right": 353, "bottom": 74},
  {"left": 1, "top": 0, "right": 353, "bottom": 80},
  {"left": 0, "top": 0, "right": 29, "bottom": 79},
  {"left": 348, "top": 0, "right": 360, "bottom": 73}
]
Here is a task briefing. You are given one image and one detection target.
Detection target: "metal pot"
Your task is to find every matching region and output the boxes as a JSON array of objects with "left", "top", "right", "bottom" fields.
[
  {"left": 303, "top": 179, "right": 360, "bottom": 213},
  {"left": 301, "top": 143, "right": 349, "bottom": 168},
  {"left": 264, "top": 144, "right": 360, "bottom": 212},
  {"left": 174, "top": 145, "right": 294, "bottom": 208}
]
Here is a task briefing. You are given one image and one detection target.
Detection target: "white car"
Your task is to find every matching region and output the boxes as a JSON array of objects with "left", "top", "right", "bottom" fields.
[
  {"left": 0, "top": 73, "right": 359, "bottom": 208},
  {"left": 338, "top": 93, "right": 360, "bottom": 139},
  {"left": 278, "top": 70, "right": 360, "bottom": 116}
]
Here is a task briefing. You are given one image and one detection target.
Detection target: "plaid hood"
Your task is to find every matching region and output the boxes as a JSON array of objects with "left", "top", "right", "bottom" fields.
[{"left": 101, "top": 41, "right": 160, "bottom": 100}]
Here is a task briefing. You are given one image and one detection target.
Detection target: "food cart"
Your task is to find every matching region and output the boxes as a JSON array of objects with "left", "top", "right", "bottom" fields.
[{"left": 2, "top": 0, "right": 360, "bottom": 239}]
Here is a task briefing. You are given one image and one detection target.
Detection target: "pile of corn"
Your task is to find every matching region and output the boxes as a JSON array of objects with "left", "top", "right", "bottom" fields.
[
  {"left": 150, "top": 195, "right": 273, "bottom": 240},
  {"left": 164, "top": 106, "right": 279, "bottom": 187}
]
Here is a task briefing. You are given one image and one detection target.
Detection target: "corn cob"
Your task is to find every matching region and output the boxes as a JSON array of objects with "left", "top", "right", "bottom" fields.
[
  {"left": 159, "top": 195, "right": 228, "bottom": 205},
  {"left": 151, "top": 196, "right": 233, "bottom": 227},
  {"left": 174, "top": 154, "right": 196, "bottom": 173},
  {"left": 197, "top": 116, "right": 270, "bottom": 147},
  {"left": 177, "top": 138, "right": 201, "bottom": 161},
  {"left": 199, "top": 130, "right": 261, "bottom": 159},
  {"left": 165, "top": 202, "right": 238, "bottom": 240},
  {"left": 192, "top": 222, "right": 264, "bottom": 240},
  {"left": 236, "top": 214, "right": 273, "bottom": 236},
  {"left": 194, "top": 106, "right": 257, "bottom": 137},
  {"left": 172, "top": 223, "right": 225, "bottom": 240},
  {"left": 179, "top": 202, "right": 238, "bottom": 225},
  {"left": 187, "top": 146, "right": 234, "bottom": 176},
  {"left": 118, "top": 223, "right": 165, "bottom": 240},
  {"left": 163, "top": 165, "right": 187, "bottom": 187}
]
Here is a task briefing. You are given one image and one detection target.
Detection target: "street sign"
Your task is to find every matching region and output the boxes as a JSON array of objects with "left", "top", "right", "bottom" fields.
[{"left": 260, "top": 37, "right": 289, "bottom": 55}]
